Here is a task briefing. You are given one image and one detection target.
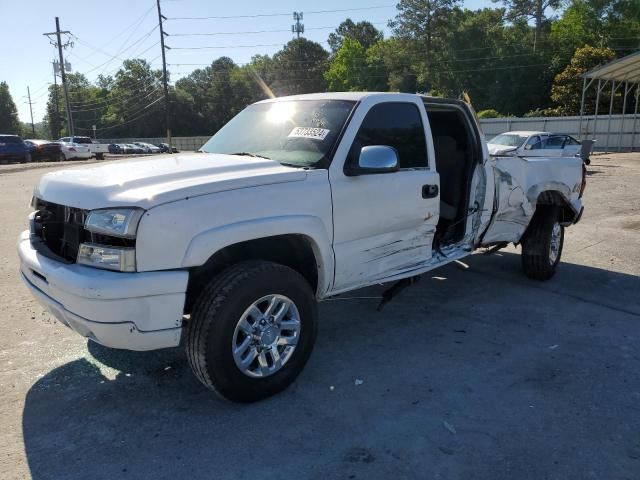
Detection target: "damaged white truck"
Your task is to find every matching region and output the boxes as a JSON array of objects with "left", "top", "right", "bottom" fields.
[{"left": 18, "top": 93, "right": 586, "bottom": 402}]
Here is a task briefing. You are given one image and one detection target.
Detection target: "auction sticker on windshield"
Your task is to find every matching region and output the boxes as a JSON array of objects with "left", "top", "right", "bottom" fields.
[{"left": 288, "top": 127, "right": 330, "bottom": 141}]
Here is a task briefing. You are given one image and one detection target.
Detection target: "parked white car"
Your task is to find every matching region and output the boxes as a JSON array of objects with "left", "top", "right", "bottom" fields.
[
  {"left": 57, "top": 142, "right": 92, "bottom": 161},
  {"left": 134, "top": 142, "right": 161, "bottom": 153},
  {"left": 19, "top": 93, "right": 586, "bottom": 402},
  {"left": 488, "top": 131, "right": 582, "bottom": 158}
]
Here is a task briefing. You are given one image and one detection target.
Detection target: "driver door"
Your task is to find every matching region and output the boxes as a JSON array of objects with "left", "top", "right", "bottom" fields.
[{"left": 328, "top": 98, "right": 440, "bottom": 293}]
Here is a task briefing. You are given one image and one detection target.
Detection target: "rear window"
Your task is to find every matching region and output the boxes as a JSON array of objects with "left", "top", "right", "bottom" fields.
[
  {"left": 73, "top": 137, "right": 92, "bottom": 144},
  {"left": 0, "top": 135, "right": 22, "bottom": 144}
]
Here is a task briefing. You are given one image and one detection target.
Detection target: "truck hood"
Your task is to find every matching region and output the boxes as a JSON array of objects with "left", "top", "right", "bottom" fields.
[{"left": 34, "top": 153, "right": 307, "bottom": 210}]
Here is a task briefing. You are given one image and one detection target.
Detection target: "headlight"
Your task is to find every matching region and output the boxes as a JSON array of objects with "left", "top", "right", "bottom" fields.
[
  {"left": 85, "top": 208, "right": 143, "bottom": 239},
  {"left": 77, "top": 243, "right": 136, "bottom": 272}
]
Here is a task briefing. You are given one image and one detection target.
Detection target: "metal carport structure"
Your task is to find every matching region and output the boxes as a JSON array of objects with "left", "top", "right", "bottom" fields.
[{"left": 579, "top": 51, "right": 640, "bottom": 151}]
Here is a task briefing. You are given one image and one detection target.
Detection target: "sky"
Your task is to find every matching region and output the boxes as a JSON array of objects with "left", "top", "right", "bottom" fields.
[{"left": 1, "top": 0, "right": 492, "bottom": 124}]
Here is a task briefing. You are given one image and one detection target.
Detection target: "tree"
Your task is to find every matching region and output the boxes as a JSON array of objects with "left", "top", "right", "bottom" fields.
[
  {"left": 270, "top": 39, "right": 329, "bottom": 96},
  {"left": 101, "top": 59, "right": 164, "bottom": 138},
  {"left": 45, "top": 84, "right": 63, "bottom": 138},
  {"left": 325, "top": 39, "right": 369, "bottom": 91},
  {"left": 327, "top": 19, "right": 384, "bottom": 53},
  {"left": 366, "top": 38, "right": 416, "bottom": 92},
  {"left": 551, "top": 45, "right": 616, "bottom": 115},
  {"left": 551, "top": 0, "right": 640, "bottom": 62},
  {"left": 493, "top": 0, "right": 563, "bottom": 46},
  {"left": 0, "top": 82, "right": 21, "bottom": 134},
  {"left": 389, "top": 0, "right": 461, "bottom": 91}
]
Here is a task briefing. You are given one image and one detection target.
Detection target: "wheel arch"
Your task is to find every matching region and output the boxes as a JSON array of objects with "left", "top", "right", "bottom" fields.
[
  {"left": 530, "top": 186, "right": 579, "bottom": 225},
  {"left": 182, "top": 216, "right": 333, "bottom": 313}
]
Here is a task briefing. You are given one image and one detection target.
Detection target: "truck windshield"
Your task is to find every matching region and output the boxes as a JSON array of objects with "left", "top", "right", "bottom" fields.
[
  {"left": 200, "top": 100, "right": 356, "bottom": 168},
  {"left": 490, "top": 134, "right": 527, "bottom": 147}
]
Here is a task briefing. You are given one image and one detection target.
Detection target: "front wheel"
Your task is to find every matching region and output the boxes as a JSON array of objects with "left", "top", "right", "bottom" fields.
[
  {"left": 521, "top": 206, "right": 564, "bottom": 280},
  {"left": 186, "top": 261, "right": 318, "bottom": 402}
]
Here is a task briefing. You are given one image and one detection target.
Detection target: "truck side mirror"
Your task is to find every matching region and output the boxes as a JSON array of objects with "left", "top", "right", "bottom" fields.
[{"left": 345, "top": 145, "right": 399, "bottom": 176}]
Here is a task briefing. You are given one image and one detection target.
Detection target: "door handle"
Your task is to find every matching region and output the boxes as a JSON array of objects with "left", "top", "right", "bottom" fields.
[{"left": 422, "top": 184, "right": 439, "bottom": 199}]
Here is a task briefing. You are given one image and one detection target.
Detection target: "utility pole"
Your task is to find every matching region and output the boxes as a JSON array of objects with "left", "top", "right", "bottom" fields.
[
  {"left": 156, "top": 0, "right": 172, "bottom": 151},
  {"left": 26, "top": 87, "right": 36, "bottom": 137},
  {"left": 292, "top": 12, "right": 304, "bottom": 39},
  {"left": 43, "top": 18, "right": 74, "bottom": 137},
  {"left": 52, "top": 61, "right": 61, "bottom": 139}
]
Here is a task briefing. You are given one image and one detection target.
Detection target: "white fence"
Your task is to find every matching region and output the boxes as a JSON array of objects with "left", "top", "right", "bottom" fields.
[
  {"left": 103, "top": 114, "right": 640, "bottom": 152},
  {"left": 479, "top": 114, "right": 640, "bottom": 151}
]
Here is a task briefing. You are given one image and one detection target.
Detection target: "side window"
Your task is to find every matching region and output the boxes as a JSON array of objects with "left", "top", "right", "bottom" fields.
[
  {"left": 544, "top": 135, "right": 566, "bottom": 149},
  {"left": 526, "top": 136, "right": 541, "bottom": 150},
  {"left": 350, "top": 102, "right": 427, "bottom": 169}
]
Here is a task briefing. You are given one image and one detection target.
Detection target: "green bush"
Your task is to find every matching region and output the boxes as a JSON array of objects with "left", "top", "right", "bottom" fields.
[{"left": 477, "top": 109, "right": 502, "bottom": 119}]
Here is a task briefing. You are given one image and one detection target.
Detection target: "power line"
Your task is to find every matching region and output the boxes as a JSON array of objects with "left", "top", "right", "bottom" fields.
[
  {"left": 171, "top": 42, "right": 287, "bottom": 50},
  {"left": 69, "top": 87, "right": 163, "bottom": 113},
  {"left": 168, "top": 22, "right": 387, "bottom": 37},
  {"left": 69, "top": 5, "right": 155, "bottom": 67},
  {"left": 71, "top": 26, "right": 159, "bottom": 77},
  {"left": 67, "top": 71, "right": 162, "bottom": 102},
  {"left": 166, "top": 4, "right": 395, "bottom": 20},
  {"left": 75, "top": 96, "right": 163, "bottom": 133}
]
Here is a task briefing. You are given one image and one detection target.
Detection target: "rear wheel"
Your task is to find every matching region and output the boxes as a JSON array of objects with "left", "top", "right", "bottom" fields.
[
  {"left": 521, "top": 206, "right": 564, "bottom": 280},
  {"left": 186, "top": 261, "right": 318, "bottom": 402}
]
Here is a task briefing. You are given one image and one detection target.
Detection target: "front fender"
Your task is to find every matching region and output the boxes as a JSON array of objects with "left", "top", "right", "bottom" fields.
[{"left": 181, "top": 215, "right": 334, "bottom": 295}]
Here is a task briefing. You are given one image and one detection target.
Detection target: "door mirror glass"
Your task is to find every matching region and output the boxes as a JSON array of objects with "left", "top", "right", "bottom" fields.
[{"left": 346, "top": 145, "right": 399, "bottom": 175}]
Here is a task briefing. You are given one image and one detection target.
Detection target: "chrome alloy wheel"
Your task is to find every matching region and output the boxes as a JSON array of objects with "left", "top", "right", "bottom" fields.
[
  {"left": 549, "top": 222, "right": 562, "bottom": 265},
  {"left": 232, "top": 294, "right": 301, "bottom": 378}
]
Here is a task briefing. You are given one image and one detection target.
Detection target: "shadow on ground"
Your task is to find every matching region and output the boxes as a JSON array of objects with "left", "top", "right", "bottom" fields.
[{"left": 22, "top": 252, "right": 640, "bottom": 479}]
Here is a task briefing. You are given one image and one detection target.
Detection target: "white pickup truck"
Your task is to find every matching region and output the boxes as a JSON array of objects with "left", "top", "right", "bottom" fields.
[
  {"left": 18, "top": 93, "right": 586, "bottom": 402},
  {"left": 58, "top": 136, "right": 109, "bottom": 160}
]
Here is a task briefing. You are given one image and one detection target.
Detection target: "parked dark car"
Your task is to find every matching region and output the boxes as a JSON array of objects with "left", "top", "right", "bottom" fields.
[
  {"left": 0, "top": 134, "right": 30, "bottom": 163},
  {"left": 108, "top": 143, "right": 123, "bottom": 154},
  {"left": 24, "top": 139, "right": 63, "bottom": 162},
  {"left": 158, "top": 143, "right": 178, "bottom": 153}
]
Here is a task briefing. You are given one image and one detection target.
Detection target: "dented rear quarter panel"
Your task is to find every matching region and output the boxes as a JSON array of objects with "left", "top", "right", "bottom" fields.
[{"left": 481, "top": 155, "right": 584, "bottom": 245}]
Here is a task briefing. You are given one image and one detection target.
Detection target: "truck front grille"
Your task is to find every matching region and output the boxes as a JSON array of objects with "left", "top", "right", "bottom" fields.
[{"left": 32, "top": 200, "right": 88, "bottom": 262}]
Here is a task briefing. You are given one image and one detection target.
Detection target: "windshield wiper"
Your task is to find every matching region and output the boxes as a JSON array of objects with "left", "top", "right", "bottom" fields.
[{"left": 229, "top": 152, "right": 271, "bottom": 160}]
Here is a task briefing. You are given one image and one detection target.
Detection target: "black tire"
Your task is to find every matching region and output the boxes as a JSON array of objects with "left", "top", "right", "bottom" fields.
[
  {"left": 21, "top": 153, "right": 30, "bottom": 163},
  {"left": 186, "top": 260, "right": 318, "bottom": 402},
  {"left": 521, "top": 206, "right": 564, "bottom": 280}
]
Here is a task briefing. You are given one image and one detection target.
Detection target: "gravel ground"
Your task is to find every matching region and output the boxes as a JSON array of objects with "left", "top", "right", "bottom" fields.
[{"left": 1, "top": 154, "right": 639, "bottom": 479}]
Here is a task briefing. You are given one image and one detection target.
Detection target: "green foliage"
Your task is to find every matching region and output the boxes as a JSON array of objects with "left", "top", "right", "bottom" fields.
[
  {"left": 0, "top": 82, "right": 21, "bottom": 134},
  {"left": 327, "top": 19, "right": 384, "bottom": 53},
  {"left": 477, "top": 109, "right": 502, "bottom": 118},
  {"left": 551, "top": 45, "right": 616, "bottom": 115},
  {"left": 32, "top": 0, "right": 640, "bottom": 139},
  {"left": 493, "top": 0, "right": 563, "bottom": 35},
  {"left": 523, "top": 107, "right": 563, "bottom": 117},
  {"left": 389, "top": 0, "right": 461, "bottom": 91},
  {"left": 325, "top": 39, "right": 370, "bottom": 91},
  {"left": 270, "top": 39, "right": 329, "bottom": 96}
]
